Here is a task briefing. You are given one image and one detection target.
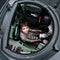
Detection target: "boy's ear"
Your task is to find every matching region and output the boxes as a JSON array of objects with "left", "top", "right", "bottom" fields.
[{"left": 20, "top": 29, "right": 21, "bottom": 31}]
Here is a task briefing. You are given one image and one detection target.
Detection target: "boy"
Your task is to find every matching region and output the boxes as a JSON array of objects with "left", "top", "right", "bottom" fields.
[{"left": 20, "top": 22, "right": 42, "bottom": 43}]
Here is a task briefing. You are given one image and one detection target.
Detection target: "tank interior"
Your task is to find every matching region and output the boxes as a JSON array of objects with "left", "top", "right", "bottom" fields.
[{"left": 7, "top": 3, "right": 54, "bottom": 54}]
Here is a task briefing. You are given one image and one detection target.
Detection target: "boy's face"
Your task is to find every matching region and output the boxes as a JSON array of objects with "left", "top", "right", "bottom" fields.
[{"left": 21, "top": 26, "right": 29, "bottom": 34}]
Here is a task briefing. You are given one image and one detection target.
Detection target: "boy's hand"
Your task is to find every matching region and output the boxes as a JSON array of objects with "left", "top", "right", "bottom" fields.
[{"left": 38, "top": 39, "right": 42, "bottom": 41}]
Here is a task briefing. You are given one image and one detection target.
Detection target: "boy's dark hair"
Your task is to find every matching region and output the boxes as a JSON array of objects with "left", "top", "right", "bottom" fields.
[{"left": 20, "top": 22, "right": 28, "bottom": 29}]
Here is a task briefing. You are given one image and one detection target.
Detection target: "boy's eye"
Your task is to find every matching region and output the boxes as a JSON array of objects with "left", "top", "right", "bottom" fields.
[
  {"left": 26, "top": 26, "right": 29, "bottom": 28},
  {"left": 23, "top": 28, "right": 26, "bottom": 30}
]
